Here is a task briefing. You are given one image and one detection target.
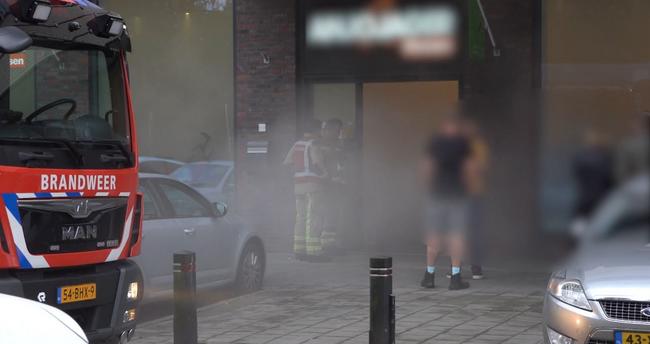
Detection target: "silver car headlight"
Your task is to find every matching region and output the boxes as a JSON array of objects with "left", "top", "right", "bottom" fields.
[{"left": 548, "top": 274, "right": 592, "bottom": 311}]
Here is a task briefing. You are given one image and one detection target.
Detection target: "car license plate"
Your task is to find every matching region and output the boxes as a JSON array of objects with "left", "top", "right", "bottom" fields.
[
  {"left": 57, "top": 283, "right": 96, "bottom": 304},
  {"left": 616, "top": 331, "right": 650, "bottom": 344}
]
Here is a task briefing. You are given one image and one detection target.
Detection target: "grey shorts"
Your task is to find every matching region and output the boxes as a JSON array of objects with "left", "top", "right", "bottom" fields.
[{"left": 424, "top": 197, "right": 469, "bottom": 234}]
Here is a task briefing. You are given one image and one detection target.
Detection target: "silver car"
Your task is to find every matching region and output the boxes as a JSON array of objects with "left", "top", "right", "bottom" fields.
[
  {"left": 134, "top": 174, "right": 265, "bottom": 298},
  {"left": 543, "top": 175, "right": 650, "bottom": 344},
  {"left": 170, "top": 161, "right": 235, "bottom": 204}
]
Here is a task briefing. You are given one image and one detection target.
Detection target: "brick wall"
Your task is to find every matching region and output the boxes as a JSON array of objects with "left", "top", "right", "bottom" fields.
[
  {"left": 235, "top": 0, "right": 297, "bottom": 142},
  {"left": 234, "top": 0, "right": 297, "bottom": 243}
]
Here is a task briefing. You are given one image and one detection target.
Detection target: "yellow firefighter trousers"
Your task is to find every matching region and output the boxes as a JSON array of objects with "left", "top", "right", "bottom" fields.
[{"left": 294, "top": 192, "right": 324, "bottom": 256}]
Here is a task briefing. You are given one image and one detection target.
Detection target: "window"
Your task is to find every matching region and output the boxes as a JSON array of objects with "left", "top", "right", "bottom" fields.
[
  {"left": 139, "top": 185, "right": 160, "bottom": 221},
  {"left": 590, "top": 186, "right": 650, "bottom": 239},
  {"left": 158, "top": 181, "right": 211, "bottom": 218},
  {"left": 223, "top": 172, "right": 235, "bottom": 193},
  {"left": 171, "top": 163, "right": 230, "bottom": 188},
  {"left": 1, "top": 47, "right": 129, "bottom": 144},
  {"left": 102, "top": 0, "right": 234, "bottom": 161}
]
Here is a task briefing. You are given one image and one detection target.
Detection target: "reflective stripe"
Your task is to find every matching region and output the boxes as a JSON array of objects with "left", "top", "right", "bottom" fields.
[
  {"left": 295, "top": 172, "right": 322, "bottom": 177},
  {"left": 3, "top": 194, "right": 49, "bottom": 269},
  {"left": 321, "top": 231, "right": 336, "bottom": 246},
  {"left": 294, "top": 192, "right": 324, "bottom": 256},
  {"left": 292, "top": 140, "right": 325, "bottom": 181},
  {"left": 305, "top": 193, "right": 313, "bottom": 245},
  {"left": 305, "top": 193, "right": 322, "bottom": 255}
]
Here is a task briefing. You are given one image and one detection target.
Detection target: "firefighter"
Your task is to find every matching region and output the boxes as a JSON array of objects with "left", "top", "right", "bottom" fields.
[
  {"left": 318, "top": 119, "right": 345, "bottom": 255},
  {"left": 284, "top": 119, "right": 330, "bottom": 262}
]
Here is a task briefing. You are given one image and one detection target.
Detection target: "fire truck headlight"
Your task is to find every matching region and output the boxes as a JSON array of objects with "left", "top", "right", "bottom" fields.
[
  {"left": 31, "top": 2, "right": 52, "bottom": 21},
  {"left": 127, "top": 282, "right": 139, "bottom": 300},
  {"left": 18, "top": 0, "right": 52, "bottom": 23},
  {"left": 108, "top": 20, "right": 124, "bottom": 36},
  {"left": 123, "top": 309, "right": 136, "bottom": 323},
  {"left": 90, "top": 14, "right": 125, "bottom": 38}
]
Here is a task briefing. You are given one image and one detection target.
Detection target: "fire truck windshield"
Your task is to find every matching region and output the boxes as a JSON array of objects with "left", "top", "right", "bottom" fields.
[{"left": 0, "top": 45, "right": 133, "bottom": 169}]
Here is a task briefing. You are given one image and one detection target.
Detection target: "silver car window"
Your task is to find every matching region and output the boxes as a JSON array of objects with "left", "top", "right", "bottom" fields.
[
  {"left": 588, "top": 176, "right": 649, "bottom": 238},
  {"left": 158, "top": 182, "right": 211, "bottom": 218}
]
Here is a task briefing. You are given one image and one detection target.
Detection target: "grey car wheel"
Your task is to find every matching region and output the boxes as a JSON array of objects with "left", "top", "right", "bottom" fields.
[{"left": 235, "top": 242, "right": 265, "bottom": 292}]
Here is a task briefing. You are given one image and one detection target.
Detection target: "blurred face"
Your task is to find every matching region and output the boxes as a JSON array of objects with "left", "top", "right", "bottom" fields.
[
  {"left": 322, "top": 124, "right": 342, "bottom": 141},
  {"left": 441, "top": 119, "right": 461, "bottom": 136}
]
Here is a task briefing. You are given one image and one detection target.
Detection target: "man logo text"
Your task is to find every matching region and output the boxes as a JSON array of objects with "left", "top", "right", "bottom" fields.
[{"left": 62, "top": 225, "right": 98, "bottom": 241}]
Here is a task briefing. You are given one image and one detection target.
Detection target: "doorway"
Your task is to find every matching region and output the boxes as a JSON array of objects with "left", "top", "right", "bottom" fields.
[
  {"left": 307, "top": 80, "right": 459, "bottom": 250},
  {"left": 362, "top": 81, "right": 459, "bottom": 249}
]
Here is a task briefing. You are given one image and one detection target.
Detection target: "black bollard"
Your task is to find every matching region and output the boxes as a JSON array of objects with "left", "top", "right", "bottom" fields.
[
  {"left": 370, "top": 257, "right": 395, "bottom": 344},
  {"left": 174, "top": 251, "right": 198, "bottom": 344}
]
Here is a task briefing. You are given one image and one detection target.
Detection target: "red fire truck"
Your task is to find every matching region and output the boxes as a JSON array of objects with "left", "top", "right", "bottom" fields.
[{"left": 0, "top": 1, "right": 142, "bottom": 343}]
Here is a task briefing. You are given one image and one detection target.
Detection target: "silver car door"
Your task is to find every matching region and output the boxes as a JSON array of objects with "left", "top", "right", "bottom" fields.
[
  {"left": 213, "top": 213, "right": 240, "bottom": 277},
  {"left": 137, "top": 180, "right": 191, "bottom": 291},
  {"left": 155, "top": 180, "right": 221, "bottom": 284}
]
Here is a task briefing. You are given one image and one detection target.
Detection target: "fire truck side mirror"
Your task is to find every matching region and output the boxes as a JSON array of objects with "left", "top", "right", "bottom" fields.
[{"left": 0, "top": 27, "right": 32, "bottom": 54}]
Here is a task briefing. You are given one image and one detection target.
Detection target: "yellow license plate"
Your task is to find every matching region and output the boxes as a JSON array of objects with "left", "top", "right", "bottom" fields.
[
  {"left": 57, "top": 283, "right": 96, "bottom": 304},
  {"left": 617, "top": 331, "right": 650, "bottom": 344}
]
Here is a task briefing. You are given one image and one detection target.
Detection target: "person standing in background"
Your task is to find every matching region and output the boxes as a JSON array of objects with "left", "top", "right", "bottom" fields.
[
  {"left": 420, "top": 116, "right": 472, "bottom": 290},
  {"left": 283, "top": 119, "right": 330, "bottom": 262},
  {"left": 571, "top": 130, "right": 614, "bottom": 235},
  {"left": 463, "top": 119, "right": 489, "bottom": 280},
  {"left": 318, "top": 119, "right": 345, "bottom": 255},
  {"left": 615, "top": 112, "right": 650, "bottom": 183}
]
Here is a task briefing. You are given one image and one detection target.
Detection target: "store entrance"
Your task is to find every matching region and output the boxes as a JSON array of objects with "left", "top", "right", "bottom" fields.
[
  {"left": 308, "top": 80, "right": 459, "bottom": 250},
  {"left": 362, "top": 81, "right": 459, "bottom": 249}
]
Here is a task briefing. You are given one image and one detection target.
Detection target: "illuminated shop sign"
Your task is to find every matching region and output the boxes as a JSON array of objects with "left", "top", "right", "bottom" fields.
[
  {"left": 299, "top": 0, "right": 465, "bottom": 81},
  {"left": 307, "top": 5, "right": 459, "bottom": 61},
  {"left": 194, "top": 0, "right": 228, "bottom": 12}
]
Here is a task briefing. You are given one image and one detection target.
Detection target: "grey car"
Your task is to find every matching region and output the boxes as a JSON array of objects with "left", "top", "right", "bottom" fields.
[
  {"left": 133, "top": 174, "right": 265, "bottom": 298},
  {"left": 170, "top": 161, "right": 235, "bottom": 204},
  {"left": 543, "top": 175, "right": 650, "bottom": 344}
]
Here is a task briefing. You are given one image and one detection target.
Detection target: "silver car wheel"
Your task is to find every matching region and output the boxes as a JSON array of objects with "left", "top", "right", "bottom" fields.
[{"left": 236, "top": 243, "right": 264, "bottom": 292}]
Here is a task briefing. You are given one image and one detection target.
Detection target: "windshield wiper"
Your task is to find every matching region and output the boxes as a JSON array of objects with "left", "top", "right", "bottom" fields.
[
  {"left": 1, "top": 137, "right": 85, "bottom": 167},
  {"left": 29, "top": 138, "right": 84, "bottom": 166},
  {"left": 78, "top": 140, "right": 133, "bottom": 167},
  {"left": 50, "top": 138, "right": 84, "bottom": 166},
  {"left": 18, "top": 151, "right": 54, "bottom": 164}
]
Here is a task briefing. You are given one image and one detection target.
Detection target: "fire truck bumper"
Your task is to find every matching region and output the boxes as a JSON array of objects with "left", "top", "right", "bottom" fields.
[{"left": 0, "top": 259, "right": 143, "bottom": 343}]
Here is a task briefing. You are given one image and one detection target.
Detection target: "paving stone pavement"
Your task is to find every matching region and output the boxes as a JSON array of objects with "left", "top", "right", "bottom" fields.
[{"left": 131, "top": 253, "right": 549, "bottom": 344}]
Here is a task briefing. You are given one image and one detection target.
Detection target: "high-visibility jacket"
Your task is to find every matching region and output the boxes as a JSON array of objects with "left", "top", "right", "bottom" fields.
[{"left": 289, "top": 140, "right": 327, "bottom": 185}]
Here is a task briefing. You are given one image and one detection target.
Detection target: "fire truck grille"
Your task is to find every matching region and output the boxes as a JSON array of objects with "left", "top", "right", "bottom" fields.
[
  {"left": 18, "top": 198, "right": 127, "bottom": 254},
  {"left": 600, "top": 300, "right": 650, "bottom": 323}
]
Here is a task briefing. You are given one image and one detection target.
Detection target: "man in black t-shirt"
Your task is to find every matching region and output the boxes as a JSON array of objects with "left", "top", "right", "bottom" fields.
[{"left": 420, "top": 117, "right": 471, "bottom": 290}]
